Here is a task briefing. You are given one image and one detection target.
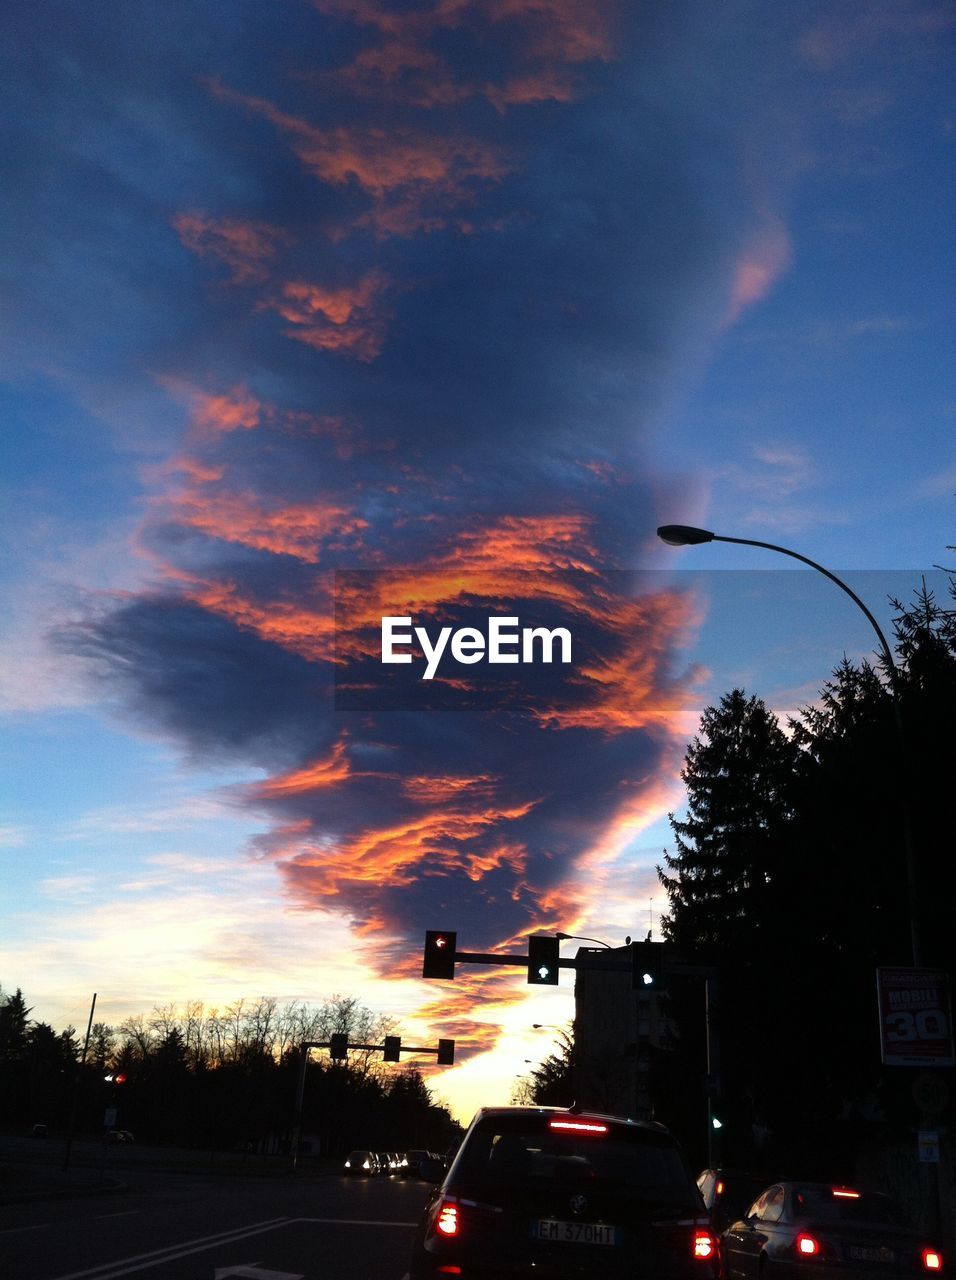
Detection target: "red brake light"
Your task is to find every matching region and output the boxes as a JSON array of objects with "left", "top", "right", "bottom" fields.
[
  {"left": 796, "top": 1233, "right": 820, "bottom": 1256},
  {"left": 694, "top": 1229, "right": 716, "bottom": 1260},
  {"left": 923, "top": 1248, "right": 943, "bottom": 1271},
  {"left": 436, "top": 1201, "right": 458, "bottom": 1236},
  {"left": 832, "top": 1188, "right": 860, "bottom": 1199},
  {"left": 715, "top": 1180, "right": 725, "bottom": 1196},
  {"left": 549, "top": 1119, "right": 608, "bottom": 1134}
]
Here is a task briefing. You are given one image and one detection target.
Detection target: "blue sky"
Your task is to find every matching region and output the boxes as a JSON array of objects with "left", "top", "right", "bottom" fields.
[{"left": 1, "top": 0, "right": 953, "bottom": 1122}]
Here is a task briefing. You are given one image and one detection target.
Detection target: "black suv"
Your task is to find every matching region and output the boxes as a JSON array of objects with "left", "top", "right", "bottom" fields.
[{"left": 408, "top": 1105, "right": 718, "bottom": 1278}]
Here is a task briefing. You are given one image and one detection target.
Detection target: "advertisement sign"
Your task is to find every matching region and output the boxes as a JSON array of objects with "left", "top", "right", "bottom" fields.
[{"left": 877, "top": 968, "right": 954, "bottom": 1067}]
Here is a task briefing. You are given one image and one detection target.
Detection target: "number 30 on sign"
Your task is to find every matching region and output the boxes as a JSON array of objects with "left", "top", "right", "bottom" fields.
[{"left": 877, "top": 968, "right": 954, "bottom": 1067}]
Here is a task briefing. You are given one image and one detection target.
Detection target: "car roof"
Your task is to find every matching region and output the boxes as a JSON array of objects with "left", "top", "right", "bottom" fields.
[{"left": 468, "top": 1105, "right": 670, "bottom": 1134}]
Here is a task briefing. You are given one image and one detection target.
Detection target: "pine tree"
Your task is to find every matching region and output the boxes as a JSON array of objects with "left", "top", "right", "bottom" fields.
[
  {"left": 0, "top": 987, "right": 32, "bottom": 1063},
  {"left": 658, "top": 688, "right": 798, "bottom": 955}
]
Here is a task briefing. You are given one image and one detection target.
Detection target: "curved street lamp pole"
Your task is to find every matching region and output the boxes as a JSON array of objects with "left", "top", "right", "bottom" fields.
[
  {"left": 657, "top": 525, "right": 921, "bottom": 967},
  {"left": 556, "top": 932, "right": 612, "bottom": 950}
]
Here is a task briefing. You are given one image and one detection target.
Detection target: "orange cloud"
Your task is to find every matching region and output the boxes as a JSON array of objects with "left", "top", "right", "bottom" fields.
[
  {"left": 194, "top": 386, "right": 263, "bottom": 434},
  {"left": 173, "top": 212, "right": 288, "bottom": 283},
  {"left": 310, "top": 0, "right": 618, "bottom": 114},
  {"left": 279, "top": 797, "right": 538, "bottom": 897},
  {"left": 146, "top": 455, "right": 225, "bottom": 485},
  {"left": 532, "top": 589, "right": 702, "bottom": 736},
  {"left": 158, "top": 378, "right": 265, "bottom": 435},
  {"left": 725, "top": 211, "right": 792, "bottom": 326},
  {"left": 267, "top": 273, "right": 392, "bottom": 360},
  {"left": 188, "top": 582, "right": 336, "bottom": 663},
  {"left": 484, "top": 0, "right": 618, "bottom": 64},
  {"left": 483, "top": 68, "right": 580, "bottom": 113},
  {"left": 172, "top": 490, "right": 368, "bottom": 563},
  {"left": 253, "top": 738, "right": 352, "bottom": 798},
  {"left": 209, "top": 81, "right": 511, "bottom": 235}
]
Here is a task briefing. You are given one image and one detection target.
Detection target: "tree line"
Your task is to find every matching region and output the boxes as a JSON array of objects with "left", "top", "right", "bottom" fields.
[
  {"left": 0, "top": 990, "right": 460, "bottom": 1156},
  {"left": 652, "top": 571, "right": 956, "bottom": 1178}
]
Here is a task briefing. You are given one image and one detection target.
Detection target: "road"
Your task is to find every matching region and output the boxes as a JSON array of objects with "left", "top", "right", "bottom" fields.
[{"left": 0, "top": 1151, "right": 430, "bottom": 1280}]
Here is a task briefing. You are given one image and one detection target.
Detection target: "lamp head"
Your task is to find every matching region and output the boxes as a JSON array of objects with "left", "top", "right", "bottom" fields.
[{"left": 657, "top": 524, "right": 715, "bottom": 546}]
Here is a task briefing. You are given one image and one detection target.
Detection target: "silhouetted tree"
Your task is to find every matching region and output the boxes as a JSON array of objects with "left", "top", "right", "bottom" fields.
[{"left": 659, "top": 689, "right": 798, "bottom": 956}]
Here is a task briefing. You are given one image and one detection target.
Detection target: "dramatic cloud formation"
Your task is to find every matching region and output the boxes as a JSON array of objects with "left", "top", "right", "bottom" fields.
[{"left": 8, "top": 0, "right": 851, "bottom": 1066}]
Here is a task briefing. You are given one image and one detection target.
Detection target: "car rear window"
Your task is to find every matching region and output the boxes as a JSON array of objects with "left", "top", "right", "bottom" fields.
[
  {"left": 451, "top": 1115, "right": 697, "bottom": 1206},
  {"left": 793, "top": 1188, "right": 905, "bottom": 1226}
]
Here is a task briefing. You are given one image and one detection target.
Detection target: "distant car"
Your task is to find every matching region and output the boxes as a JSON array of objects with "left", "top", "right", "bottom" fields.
[
  {"left": 405, "top": 1148, "right": 432, "bottom": 1178},
  {"left": 407, "top": 1105, "right": 717, "bottom": 1279},
  {"left": 697, "top": 1168, "right": 776, "bottom": 1235},
  {"left": 722, "top": 1181, "right": 943, "bottom": 1278},
  {"left": 343, "top": 1149, "right": 379, "bottom": 1176},
  {"left": 105, "top": 1129, "right": 134, "bottom": 1144}
]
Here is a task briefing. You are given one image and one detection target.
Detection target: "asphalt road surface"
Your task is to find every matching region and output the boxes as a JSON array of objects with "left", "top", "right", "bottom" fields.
[{"left": 0, "top": 1155, "right": 430, "bottom": 1280}]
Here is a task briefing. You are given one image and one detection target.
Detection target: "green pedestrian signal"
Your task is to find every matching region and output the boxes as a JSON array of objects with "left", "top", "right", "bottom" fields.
[
  {"left": 528, "top": 935, "right": 560, "bottom": 985},
  {"left": 631, "top": 940, "right": 664, "bottom": 989}
]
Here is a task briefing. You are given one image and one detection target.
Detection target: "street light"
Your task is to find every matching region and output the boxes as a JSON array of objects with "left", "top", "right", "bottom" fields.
[
  {"left": 656, "top": 523, "right": 920, "bottom": 966},
  {"left": 556, "top": 932, "right": 612, "bottom": 949}
]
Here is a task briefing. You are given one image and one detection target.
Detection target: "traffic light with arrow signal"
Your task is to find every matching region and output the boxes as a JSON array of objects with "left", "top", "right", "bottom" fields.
[{"left": 423, "top": 930, "right": 457, "bottom": 979}]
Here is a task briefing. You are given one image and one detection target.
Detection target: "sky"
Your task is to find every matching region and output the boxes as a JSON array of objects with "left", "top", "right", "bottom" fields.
[{"left": 1, "top": 0, "right": 954, "bottom": 1125}]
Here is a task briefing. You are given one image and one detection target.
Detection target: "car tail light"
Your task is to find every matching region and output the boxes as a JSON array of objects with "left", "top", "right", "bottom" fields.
[
  {"left": 832, "top": 1188, "right": 860, "bottom": 1199},
  {"left": 549, "top": 1119, "right": 608, "bottom": 1134},
  {"left": 436, "top": 1201, "right": 459, "bottom": 1236},
  {"left": 694, "top": 1228, "right": 717, "bottom": 1261},
  {"left": 796, "top": 1233, "right": 820, "bottom": 1256},
  {"left": 923, "top": 1248, "right": 943, "bottom": 1271},
  {"left": 715, "top": 1180, "right": 725, "bottom": 1196}
]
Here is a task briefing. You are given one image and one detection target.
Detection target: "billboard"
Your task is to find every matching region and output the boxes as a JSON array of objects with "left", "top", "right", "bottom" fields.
[{"left": 877, "top": 968, "right": 954, "bottom": 1067}]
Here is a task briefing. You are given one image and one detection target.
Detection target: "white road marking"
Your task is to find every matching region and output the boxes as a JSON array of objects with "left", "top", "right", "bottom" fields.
[
  {"left": 50, "top": 1218, "right": 292, "bottom": 1280},
  {"left": 49, "top": 1214, "right": 418, "bottom": 1280}
]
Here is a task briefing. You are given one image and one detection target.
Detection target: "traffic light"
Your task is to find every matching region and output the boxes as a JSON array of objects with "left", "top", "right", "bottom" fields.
[
  {"left": 423, "top": 929, "right": 457, "bottom": 979},
  {"left": 329, "top": 1032, "right": 348, "bottom": 1060},
  {"left": 528, "top": 934, "right": 560, "bottom": 985},
  {"left": 437, "top": 1038, "right": 455, "bottom": 1066},
  {"left": 631, "top": 940, "right": 664, "bottom": 989},
  {"left": 383, "top": 1035, "right": 401, "bottom": 1063}
]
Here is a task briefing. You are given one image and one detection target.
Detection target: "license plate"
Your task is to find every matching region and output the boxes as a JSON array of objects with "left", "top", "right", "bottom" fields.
[
  {"left": 846, "top": 1245, "right": 895, "bottom": 1263},
  {"left": 533, "top": 1218, "right": 617, "bottom": 1246}
]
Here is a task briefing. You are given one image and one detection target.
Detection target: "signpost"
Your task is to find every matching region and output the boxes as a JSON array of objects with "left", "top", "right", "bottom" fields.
[{"left": 876, "top": 968, "right": 954, "bottom": 1067}]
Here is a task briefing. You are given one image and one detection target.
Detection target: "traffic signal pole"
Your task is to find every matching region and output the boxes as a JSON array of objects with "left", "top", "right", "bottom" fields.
[{"left": 290, "top": 1034, "right": 455, "bottom": 1171}]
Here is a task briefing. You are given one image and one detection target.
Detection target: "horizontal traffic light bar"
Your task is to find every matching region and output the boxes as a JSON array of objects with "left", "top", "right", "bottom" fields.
[
  {"left": 423, "top": 931, "right": 684, "bottom": 988},
  {"left": 454, "top": 950, "right": 577, "bottom": 966},
  {"left": 301, "top": 1035, "right": 454, "bottom": 1065}
]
